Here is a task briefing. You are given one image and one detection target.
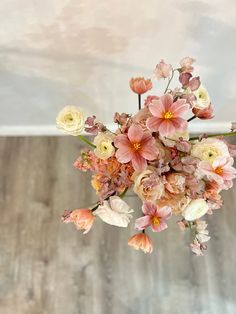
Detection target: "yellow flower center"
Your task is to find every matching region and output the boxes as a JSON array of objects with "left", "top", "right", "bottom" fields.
[
  {"left": 164, "top": 111, "right": 173, "bottom": 120},
  {"left": 133, "top": 143, "right": 141, "bottom": 151},
  {"left": 151, "top": 216, "right": 160, "bottom": 226},
  {"left": 215, "top": 167, "right": 223, "bottom": 175},
  {"left": 65, "top": 113, "right": 74, "bottom": 122}
]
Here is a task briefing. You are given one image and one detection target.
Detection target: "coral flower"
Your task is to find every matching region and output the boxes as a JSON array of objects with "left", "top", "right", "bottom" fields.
[
  {"left": 114, "top": 124, "right": 158, "bottom": 172},
  {"left": 146, "top": 94, "right": 189, "bottom": 136},
  {"left": 128, "top": 233, "right": 153, "bottom": 253},
  {"left": 198, "top": 156, "right": 236, "bottom": 187},
  {"left": 129, "top": 77, "right": 152, "bottom": 94},
  {"left": 68, "top": 208, "right": 95, "bottom": 234},
  {"left": 192, "top": 104, "right": 214, "bottom": 120},
  {"left": 135, "top": 202, "right": 172, "bottom": 232}
]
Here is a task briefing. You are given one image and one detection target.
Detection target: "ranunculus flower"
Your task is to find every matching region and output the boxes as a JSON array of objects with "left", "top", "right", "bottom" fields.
[
  {"left": 128, "top": 233, "right": 153, "bottom": 253},
  {"left": 56, "top": 106, "right": 85, "bottom": 136},
  {"left": 135, "top": 202, "right": 172, "bottom": 232},
  {"left": 133, "top": 168, "right": 164, "bottom": 202},
  {"left": 146, "top": 94, "right": 189, "bottom": 136},
  {"left": 62, "top": 208, "right": 95, "bottom": 234},
  {"left": 180, "top": 57, "right": 195, "bottom": 73},
  {"left": 192, "top": 85, "right": 211, "bottom": 109},
  {"left": 93, "top": 133, "right": 115, "bottom": 160},
  {"left": 197, "top": 156, "right": 236, "bottom": 188},
  {"left": 182, "top": 199, "right": 209, "bottom": 221},
  {"left": 192, "top": 104, "right": 214, "bottom": 120},
  {"left": 114, "top": 124, "right": 158, "bottom": 172},
  {"left": 94, "top": 196, "right": 133, "bottom": 227},
  {"left": 191, "top": 138, "right": 230, "bottom": 164},
  {"left": 129, "top": 77, "right": 152, "bottom": 94},
  {"left": 165, "top": 173, "right": 186, "bottom": 194},
  {"left": 154, "top": 60, "right": 172, "bottom": 80}
]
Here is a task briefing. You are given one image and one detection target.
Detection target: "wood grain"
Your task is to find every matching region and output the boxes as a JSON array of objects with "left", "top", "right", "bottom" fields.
[{"left": 0, "top": 137, "right": 236, "bottom": 314}]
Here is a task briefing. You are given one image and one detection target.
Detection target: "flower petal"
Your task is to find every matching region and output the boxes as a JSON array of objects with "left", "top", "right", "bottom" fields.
[
  {"left": 151, "top": 221, "right": 168, "bottom": 232},
  {"left": 142, "top": 202, "right": 157, "bottom": 215},
  {"left": 158, "top": 120, "right": 175, "bottom": 136},
  {"left": 160, "top": 94, "right": 173, "bottom": 111},
  {"left": 146, "top": 116, "right": 163, "bottom": 132},
  {"left": 157, "top": 206, "right": 172, "bottom": 219},
  {"left": 170, "top": 100, "right": 189, "bottom": 117},
  {"left": 135, "top": 215, "right": 151, "bottom": 230},
  {"left": 149, "top": 100, "right": 165, "bottom": 117},
  {"left": 128, "top": 124, "right": 143, "bottom": 143},
  {"left": 116, "top": 147, "right": 132, "bottom": 163},
  {"left": 132, "top": 154, "right": 147, "bottom": 172},
  {"left": 114, "top": 134, "right": 130, "bottom": 148}
]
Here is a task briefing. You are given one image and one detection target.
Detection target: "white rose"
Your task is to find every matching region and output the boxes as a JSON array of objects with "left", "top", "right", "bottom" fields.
[
  {"left": 94, "top": 196, "right": 133, "bottom": 227},
  {"left": 182, "top": 199, "right": 209, "bottom": 221},
  {"left": 56, "top": 106, "right": 85, "bottom": 136},
  {"left": 191, "top": 138, "right": 230, "bottom": 164},
  {"left": 192, "top": 85, "right": 211, "bottom": 109},
  {"left": 94, "top": 133, "right": 115, "bottom": 160}
]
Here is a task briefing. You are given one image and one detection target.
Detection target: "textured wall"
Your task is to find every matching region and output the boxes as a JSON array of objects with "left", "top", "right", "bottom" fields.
[{"left": 0, "top": 0, "right": 236, "bottom": 127}]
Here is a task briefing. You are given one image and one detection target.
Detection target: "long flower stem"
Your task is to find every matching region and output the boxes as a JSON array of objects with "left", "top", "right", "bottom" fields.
[
  {"left": 187, "top": 115, "right": 197, "bottom": 122},
  {"left": 164, "top": 69, "right": 175, "bottom": 94},
  {"left": 190, "top": 131, "right": 236, "bottom": 141},
  {"left": 78, "top": 135, "right": 96, "bottom": 148},
  {"left": 138, "top": 94, "right": 141, "bottom": 110}
]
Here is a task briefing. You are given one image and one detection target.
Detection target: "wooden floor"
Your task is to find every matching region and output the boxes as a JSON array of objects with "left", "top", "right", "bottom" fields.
[{"left": 1, "top": 137, "right": 236, "bottom": 314}]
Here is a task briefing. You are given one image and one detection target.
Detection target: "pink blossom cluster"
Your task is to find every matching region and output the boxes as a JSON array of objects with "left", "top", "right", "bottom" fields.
[{"left": 58, "top": 57, "right": 236, "bottom": 256}]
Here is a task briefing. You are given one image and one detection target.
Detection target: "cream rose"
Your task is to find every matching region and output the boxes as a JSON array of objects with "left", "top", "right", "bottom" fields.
[
  {"left": 93, "top": 133, "right": 115, "bottom": 160},
  {"left": 56, "top": 106, "right": 85, "bottom": 136},
  {"left": 191, "top": 138, "right": 230, "bottom": 164},
  {"left": 133, "top": 169, "right": 164, "bottom": 202},
  {"left": 192, "top": 85, "right": 211, "bottom": 109},
  {"left": 182, "top": 199, "right": 209, "bottom": 221}
]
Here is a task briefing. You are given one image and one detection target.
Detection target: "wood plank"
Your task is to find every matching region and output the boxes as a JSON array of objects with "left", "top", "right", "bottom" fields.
[{"left": 0, "top": 136, "right": 236, "bottom": 314}]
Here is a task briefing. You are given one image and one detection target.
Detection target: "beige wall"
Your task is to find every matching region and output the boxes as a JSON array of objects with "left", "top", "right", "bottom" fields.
[{"left": 0, "top": 0, "right": 236, "bottom": 130}]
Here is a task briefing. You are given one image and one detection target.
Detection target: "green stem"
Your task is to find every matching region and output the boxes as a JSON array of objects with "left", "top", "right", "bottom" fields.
[
  {"left": 78, "top": 135, "right": 96, "bottom": 148},
  {"left": 164, "top": 69, "right": 175, "bottom": 94},
  {"left": 138, "top": 94, "right": 141, "bottom": 110},
  {"left": 190, "top": 131, "right": 236, "bottom": 141}
]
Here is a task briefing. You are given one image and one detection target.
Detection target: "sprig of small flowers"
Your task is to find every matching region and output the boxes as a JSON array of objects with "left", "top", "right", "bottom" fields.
[{"left": 57, "top": 57, "right": 236, "bottom": 256}]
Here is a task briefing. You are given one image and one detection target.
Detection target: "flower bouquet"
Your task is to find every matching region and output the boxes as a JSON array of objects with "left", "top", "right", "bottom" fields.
[{"left": 57, "top": 57, "right": 236, "bottom": 255}]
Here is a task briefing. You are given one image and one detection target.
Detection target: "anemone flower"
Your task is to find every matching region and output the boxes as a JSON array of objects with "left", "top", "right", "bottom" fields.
[
  {"left": 114, "top": 124, "right": 158, "bottom": 172},
  {"left": 135, "top": 202, "right": 172, "bottom": 232},
  {"left": 146, "top": 94, "right": 189, "bottom": 136}
]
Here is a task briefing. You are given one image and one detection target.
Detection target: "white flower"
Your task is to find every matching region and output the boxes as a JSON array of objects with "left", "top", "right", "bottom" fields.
[
  {"left": 195, "top": 220, "right": 211, "bottom": 243},
  {"left": 94, "top": 133, "right": 115, "bottom": 160},
  {"left": 182, "top": 199, "right": 209, "bottom": 221},
  {"left": 192, "top": 85, "right": 211, "bottom": 109},
  {"left": 94, "top": 196, "right": 133, "bottom": 227},
  {"left": 191, "top": 138, "right": 230, "bottom": 164},
  {"left": 56, "top": 106, "right": 85, "bottom": 136}
]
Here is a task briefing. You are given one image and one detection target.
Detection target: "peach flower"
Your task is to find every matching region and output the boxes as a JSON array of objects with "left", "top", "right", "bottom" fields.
[
  {"left": 128, "top": 233, "right": 153, "bottom": 253},
  {"left": 192, "top": 104, "right": 214, "bottom": 120},
  {"left": 165, "top": 173, "right": 186, "bottom": 194},
  {"left": 63, "top": 209, "right": 95, "bottom": 234},
  {"left": 146, "top": 94, "right": 189, "bottom": 136},
  {"left": 135, "top": 202, "right": 172, "bottom": 232},
  {"left": 129, "top": 77, "right": 152, "bottom": 94},
  {"left": 133, "top": 168, "right": 164, "bottom": 202}
]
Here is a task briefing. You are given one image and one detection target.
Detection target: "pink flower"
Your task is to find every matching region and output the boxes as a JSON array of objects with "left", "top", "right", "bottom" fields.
[
  {"left": 129, "top": 77, "right": 152, "bottom": 94},
  {"left": 135, "top": 202, "right": 172, "bottom": 232},
  {"left": 114, "top": 124, "right": 158, "bottom": 172},
  {"left": 192, "top": 104, "right": 214, "bottom": 120},
  {"left": 146, "top": 94, "right": 189, "bottom": 136},
  {"left": 128, "top": 233, "right": 153, "bottom": 253},
  {"left": 61, "top": 208, "right": 95, "bottom": 234},
  {"left": 198, "top": 156, "right": 236, "bottom": 188},
  {"left": 154, "top": 60, "right": 172, "bottom": 80},
  {"left": 180, "top": 57, "right": 195, "bottom": 73},
  {"left": 144, "top": 95, "right": 159, "bottom": 107}
]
